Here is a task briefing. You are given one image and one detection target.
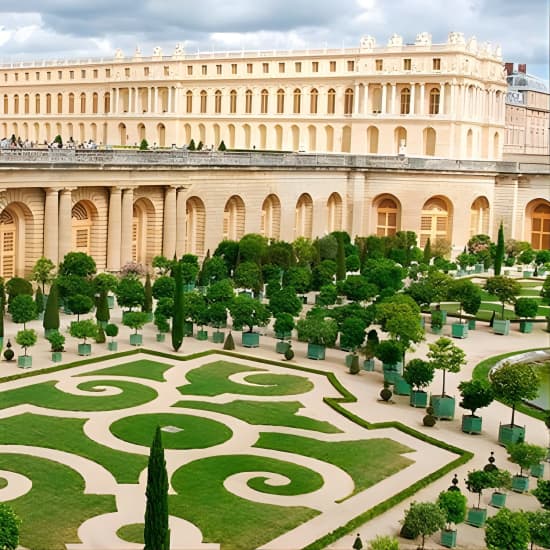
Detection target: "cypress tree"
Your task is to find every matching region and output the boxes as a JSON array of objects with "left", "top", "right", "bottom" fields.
[
  {"left": 96, "top": 290, "right": 110, "bottom": 325},
  {"left": 171, "top": 262, "right": 184, "bottom": 351},
  {"left": 143, "top": 426, "right": 170, "bottom": 550},
  {"left": 43, "top": 282, "right": 60, "bottom": 332},
  {"left": 494, "top": 222, "right": 505, "bottom": 276},
  {"left": 0, "top": 292, "right": 4, "bottom": 340},
  {"left": 423, "top": 238, "right": 431, "bottom": 264},
  {"left": 336, "top": 234, "right": 346, "bottom": 281},
  {"left": 144, "top": 273, "right": 153, "bottom": 314}
]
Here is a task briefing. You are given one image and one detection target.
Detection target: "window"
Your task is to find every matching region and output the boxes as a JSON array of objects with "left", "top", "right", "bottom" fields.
[
  {"left": 231, "top": 64, "right": 237, "bottom": 75},
  {"left": 200, "top": 90, "right": 207, "bottom": 113},
  {"left": 164, "top": 66, "right": 169, "bottom": 76},
  {"left": 35, "top": 94, "right": 40, "bottom": 114},
  {"left": 375, "top": 59, "right": 383, "bottom": 71},
  {"left": 124, "top": 67, "right": 130, "bottom": 77},
  {"left": 531, "top": 203, "right": 550, "bottom": 249},
  {"left": 93, "top": 69, "right": 98, "bottom": 78},
  {"left": 433, "top": 58, "right": 441, "bottom": 70},
  {"left": 247, "top": 63, "right": 253, "bottom": 74},
  {"left": 245, "top": 90, "right": 252, "bottom": 114},
  {"left": 420, "top": 197, "right": 450, "bottom": 247},
  {"left": 105, "top": 69, "right": 111, "bottom": 77},
  {"left": 13, "top": 95, "right": 19, "bottom": 114},
  {"left": 143, "top": 67, "right": 149, "bottom": 76},
  {"left": 24, "top": 72, "right": 29, "bottom": 81},
  {"left": 312, "top": 61, "right": 319, "bottom": 72},
  {"left": 57, "top": 93, "right": 63, "bottom": 114},
  {"left": 81, "top": 70, "right": 86, "bottom": 78},
  {"left": 80, "top": 93, "right": 86, "bottom": 113},
  {"left": 202, "top": 65, "right": 207, "bottom": 75},
  {"left": 279, "top": 62, "right": 285, "bottom": 73},
  {"left": 57, "top": 71, "right": 62, "bottom": 79},
  {"left": 68, "top": 93, "right": 75, "bottom": 114},
  {"left": 214, "top": 90, "right": 222, "bottom": 113},
  {"left": 330, "top": 61, "right": 336, "bottom": 72},
  {"left": 310, "top": 88, "right": 318, "bottom": 114},
  {"left": 400, "top": 88, "right": 411, "bottom": 114},
  {"left": 187, "top": 65, "right": 193, "bottom": 75},
  {"left": 403, "top": 58, "right": 411, "bottom": 70},
  {"left": 377, "top": 198, "right": 399, "bottom": 236},
  {"left": 347, "top": 60, "right": 355, "bottom": 71},
  {"left": 327, "top": 89, "right": 336, "bottom": 114},
  {"left": 229, "top": 90, "right": 237, "bottom": 113},
  {"left": 262, "top": 62, "right": 269, "bottom": 73},
  {"left": 261, "top": 89, "right": 268, "bottom": 114},
  {"left": 216, "top": 64, "right": 222, "bottom": 75},
  {"left": 47, "top": 71, "right": 51, "bottom": 81},
  {"left": 344, "top": 88, "right": 354, "bottom": 115},
  {"left": 295, "top": 62, "right": 302, "bottom": 73},
  {"left": 35, "top": 72, "right": 40, "bottom": 80},
  {"left": 46, "top": 94, "right": 52, "bottom": 114},
  {"left": 14, "top": 73, "right": 18, "bottom": 81},
  {"left": 293, "top": 89, "right": 301, "bottom": 114},
  {"left": 186, "top": 91, "right": 193, "bottom": 113},
  {"left": 2, "top": 95, "right": 7, "bottom": 114},
  {"left": 69, "top": 70, "right": 74, "bottom": 79},
  {"left": 277, "top": 89, "right": 285, "bottom": 113},
  {"left": 429, "top": 88, "right": 440, "bottom": 114}
]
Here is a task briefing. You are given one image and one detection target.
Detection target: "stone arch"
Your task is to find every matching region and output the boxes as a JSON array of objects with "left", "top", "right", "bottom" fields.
[
  {"left": 243, "top": 124, "right": 251, "bottom": 149},
  {"left": 198, "top": 123, "right": 206, "bottom": 145},
  {"left": 138, "top": 123, "right": 146, "bottom": 142},
  {"left": 119, "top": 123, "right": 127, "bottom": 146},
  {"left": 132, "top": 197, "right": 156, "bottom": 266},
  {"left": 307, "top": 125, "right": 316, "bottom": 152},
  {"left": 186, "top": 196, "right": 206, "bottom": 256},
  {"left": 395, "top": 126, "right": 407, "bottom": 154},
  {"left": 525, "top": 198, "right": 550, "bottom": 250},
  {"left": 157, "top": 123, "right": 166, "bottom": 147},
  {"left": 423, "top": 127, "right": 436, "bottom": 156},
  {"left": 420, "top": 195, "right": 453, "bottom": 248},
  {"left": 327, "top": 192, "right": 343, "bottom": 232},
  {"left": 213, "top": 124, "right": 221, "bottom": 148},
  {"left": 183, "top": 123, "right": 191, "bottom": 144},
  {"left": 261, "top": 194, "right": 281, "bottom": 240},
  {"left": 470, "top": 196, "right": 490, "bottom": 237},
  {"left": 295, "top": 193, "right": 313, "bottom": 239},
  {"left": 367, "top": 126, "right": 379, "bottom": 154},
  {"left": 341, "top": 125, "right": 351, "bottom": 153},
  {"left": 90, "top": 123, "right": 97, "bottom": 142},
  {"left": 0, "top": 202, "right": 33, "bottom": 278},
  {"left": 228, "top": 124, "right": 236, "bottom": 148},
  {"left": 223, "top": 195, "right": 245, "bottom": 241},
  {"left": 373, "top": 194, "right": 401, "bottom": 236}
]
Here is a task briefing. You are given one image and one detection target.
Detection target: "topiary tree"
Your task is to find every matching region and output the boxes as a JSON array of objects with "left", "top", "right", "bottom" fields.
[
  {"left": 526, "top": 510, "right": 550, "bottom": 550},
  {"left": 143, "top": 273, "right": 153, "bottom": 314},
  {"left": 296, "top": 314, "right": 339, "bottom": 347},
  {"left": 234, "top": 261, "right": 263, "bottom": 293},
  {"left": 31, "top": 256, "right": 56, "bottom": 293},
  {"left": 152, "top": 276, "right": 175, "bottom": 300},
  {"left": 485, "top": 508, "right": 530, "bottom": 550},
  {"left": 273, "top": 312, "right": 295, "bottom": 341},
  {"left": 514, "top": 297, "right": 539, "bottom": 319},
  {"left": 223, "top": 331, "right": 235, "bottom": 350},
  {"left": 493, "top": 222, "right": 505, "bottom": 276},
  {"left": 116, "top": 277, "right": 145, "bottom": 311},
  {"left": 8, "top": 294, "right": 36, "bottom": 329},
  {"left": 490, "top": 361, "right": 540, "bottom": 426},
  {"left": 67, "top": 294, "right": 94, "bottom": 321},
  {"left": 123, "top": 311, "right": 149, "bottom": 334},
  {"left": 374, "top": 339, "right": 402, "bottom": 365},
  {"left": 229, "top": 295, "right": 270, "bottom": 333},
  {"left": 43, "top": 282, "right": 60, "bottom": 333},
  {"left": 403, "top": 358, "right": 435, "bottom": 391},
  {"left": 0, "top": 503, "right": 21, "bottom": 550},
  {"left": 269, "top": 286, "right": 303, "bottom": 317},
  {"left": 69, "top": 319, "right": 98, "bottom": 344},
  {"left": 400, "top": 501, "right": 445, "bottom": 550},
  {"left": 139, "top": 138, "right": 148, "bottom": 150},
  {"left": 46, "top": 329, "right": 65, "bottom": 352},
  {"left": 317, "top": 284, "right": 338, "bottom": 306},
  {"left": 93, "top": 272, "right": 119, "bottom": 295},
  {"left": 447, "top": 279, "right": 482, "bottom": 323},
  {"left": 34, "top": 287, "right": 44, "bottom": 318},
  {"left": 5, "top": 277, "right": 33, "bottom": 303},
  {"left": 218, "top": 139, "right": 226, "bottom": 151},
  {"left": 95, "top": 291, "right": 110, "bottom": 326},
  {"left": 95, "top": 324, "right": 106, "bottom": 344},
  {"left": 533, "top": 479, "right": 550, "bottom": 510},
  {"left": 15, "top": 328, "right": 37, "bottom": 356},
  {"left": 466, "top": 469, "right": 493, "bottom": 509},
  {"left": 105, "top": 323, "right": 119, "bottom": 343},
  {"left": 427, "top": 337, "right": 466, "bottom": 397},
  {"left": 507, "top": 442, "right": 547, "bottom": 477},
  {"left": 171, "top": 261, "right": 184, "bottom": 352},
  {"left": 485, "top": 276, "right": 521, "bottom": 319},
  {"left": 437, "top": 489, "right": 467, "bottom": 531},
  {"left": 59, "top": 251, "right": 97, "bottom": 278},
  {"left": 458, "top": 379, "right": 494, "bottom": 417},
  {"left": 340, "top": 317, "right": 367, "bottom": 354}
]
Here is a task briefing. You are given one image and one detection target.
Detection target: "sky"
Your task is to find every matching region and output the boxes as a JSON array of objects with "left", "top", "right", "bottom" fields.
[{"left": 0, "top": 0, "right": 548, "bottom": 82}]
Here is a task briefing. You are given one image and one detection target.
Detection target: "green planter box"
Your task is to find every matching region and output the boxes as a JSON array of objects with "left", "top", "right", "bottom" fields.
[
  {"left": 410, "top": 390, "right": 428, "bottom": 408},
  {"left": 431, "top": 395, "right": 456, "bottom": 420},
  {"left": 468, "top": 318, "right": 476, "bottom": 330},
  {"left": 530, "top": 463, "right": 545, "bottom": 478},
  {"left": 183, "top": 283, "right": 196, "bottom": 292},
  {"left": 345, "top": 354, "right": 355, "bottom": 367},
  {"left": 242, "top": 332, "right": 260, "bottom": 348},
  {"left": 130, "top": 333, "right": 143, "bottom": 346},
  {"left": 183, "top": 321, "right": 193, "bottom": 337},
  {"left": 461, "top": 414, "right": 482, "bottom": 434},
  {"left": 467, "top": 508, "right": 487, "bottom": 528},
  {"left": 498, "top": 424, "right": 525, "bottom": 446},
  {"left": 107, "top": 295, "right": 115, "bottom": 309},
  {"left": 451, "top": 322, "right": 468, "bottom": 339},
  {"left": 440, "top": 529, "right": 457, "bottom": 548},
  {"left": 490, "top": 491, "right": 507, "bottom": 508},
  {"left": 362, "top": 359, "right": 375, "bottom": 371},
  {"left": 523, "top": 270, "right": 533, "bottom": 278},
  {"left": 307, "top": 343, "right": 326, "bottom": 360},
  {"left": 156, "top": 333, "right": 166, "bottom": 342},
  {"left": 108, "top": 341, "right": 118, "bottom": 351},
  {"left": 276, "top": 341, "right": 290, "bottom": 354},
  {"left": 196, "top": 330, "right": 208, "bottom": 341},
  {"left": 493, "top": 319, "right": 510, "bottom": 335},
  {"left": 275, "top": 331, "right": 292, "bottom": 340},
  {"left": 431, "top": 310, "right": 448, "bottom": 324},
  {"left": 382, "top": 361, "right": 403, "bottom": 375},
  {"left": 474, "top": 263, "right": 484, "bottom": 273},
  {"left": 239, "top": 290, "right": 252, "bottom": 298},
  {"left": 145, "top": 312, "right": 154, "bottom": 322},
  {"left": 51, "top": 351, "right": 63, "bottom": 362},
  {"left": 394, "top": 376, "right": 411, "bottom": 396},
  {"left": 431, "top": 326, "right": 442, "bottom": 335},
  {"left": 212, "top": 331, "right": 225, "bottom": 343},
  {"left": 519, "top": 320, "right": 533, "bottom": 333},
  {"left": 78, "top": 343, "right": 92, "bottom": 356},
  {"left": 383, "top": 370, "right": 398, "bottom": 385},
  {"left": 512, "top": 475, "right": 529, "bottom": 493},
  {"left": 17, "top": 355, "right": 32, "bottom": 368}
]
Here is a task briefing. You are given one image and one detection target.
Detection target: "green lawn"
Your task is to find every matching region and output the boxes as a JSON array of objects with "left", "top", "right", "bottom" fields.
[
  {"left": 117, "top": 523, "right": 143, "bottom": 544},
  {"left": 0, "top": 413, "right": 147, "bottom": 483},
  {"left": 110, "top": 412, "right": 233, "bottom": 449},
  {"left": 178, "top": 360, "right": 314, "bottom": 397},
  {"left": 255, "top": 433, "right": 413, "bottom": 499},
  {"left": 176, "top": 400, "right": 342, "bottom": 433},
  {"left": 0, "top": 453, "right": 115, "bottom": 550},
  {"left": 0, "top": 379, "right": 158, "bottom": 411},
  {"left": 78, "top": 359, "right": 173, "bottom": 381}
]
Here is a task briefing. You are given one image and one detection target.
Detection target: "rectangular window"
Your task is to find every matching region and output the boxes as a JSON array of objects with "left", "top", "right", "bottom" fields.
[
  {"left": 35, "top": 72, "right": 40, "bottom": 80},
  {"left": 69, "top": 70, "right": 75, "bottom": 79},
  {"left": 433, "top": 58, "right": 441, "bottom": 70},
  {"left": 231, "top": 63, "right": 237, "bottom": 74},
  {"left": 312, "top": 61, "right": 319, "bottom": 72},
  {"left": 93, "top": 69, "right": 98, "bottom": 78},
  {"left": 247, "top": 63, "right": 253, "bottom": 74},
  {"left": 144, "top": 67, "right": 150, "bottom": 76},
  {"left": 295, "top": 62, "right": 302, "bottom": 73},
  {"left": 202, "top": 65, "right": 207, "bottom": 75},
  {"left": 347, "top": 60, "right": 354, "bottom": 71},
  {"left": 216, "top": 64, "right": 222, "bottom": 75},
  {"left": 164, "top": 66, "right": 169, "bottom": 76},
  {"left": 105, "top": 68, "right": 111, "bottom": 77},
  {"left": 3, "top": 74, "right": 7, "bottom": 82},
  {"left": 24, "top": 72, "right": 29, "bottom": 81},
  {"left": 187, "top": 65, "right": 193, "bottom": 75},
  {"left": 330, "top": 61, "right": 336, "bottom": 72},
  {"left": 14, "top": 73, "right": 18, "bottom": 81},
  {"left": 403, "top": 58, "right": 411, "bottom": 70},
  {"left": 81, "top": 69, "right": 86, "bottom": 78},
  {"left": 278, "top": 62, "right": 285, "bottom": 73},
  {"left": 58, "top": 70, "right": 62, "bottom": 79},
  {"left": 375, "top": 59, "right": 383, "bottom": 71},
  {"left": 125, "top": 67, "right": 130, "bottom": 77},
  {"left": 47, "top": 71, "right": 51, "bottom": 81},
  {"left": 262, "top": 62, "right": 269, "bottom": 73}
]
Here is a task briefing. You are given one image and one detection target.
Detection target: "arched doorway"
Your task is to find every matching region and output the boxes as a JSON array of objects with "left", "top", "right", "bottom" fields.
[
  {"left": 0, "top": 209, "right": 16, "bottom": 278},
  {"left": 71, "top": 201, "right": 94, "bottom": 254},
  {"left": 132, "top": 198, "right": 155, "bottom": 266},
  {"left": 261, "top": 194, "right": 281, "bottom": 240},
  {"left": 186, "top": 197, "right": 206, "bottom": 256},
  {"left": 223, "top": 196, "right": 245, "bottom": 241},
  {"left": 327, "top": 193, "right": 343, "bottom": 232},
  {"left": 420, "top": 196, "right": 452, "bottom": 248},
  {"left": 295, "top": 194, "right": 313, "bottom": 239},
  {"left": 529, "top": 200, "right": 550, "bottom": 250},
  {"left": 470, "top": 197, "right": 490, "bottom": 236},
  {"left": 374, "top": 195, "right": 400, "bottom": 236}
]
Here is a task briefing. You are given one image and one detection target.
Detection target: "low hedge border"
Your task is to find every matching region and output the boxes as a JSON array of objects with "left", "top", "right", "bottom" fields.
[
  {"left": 472, "top": 346, "right": 550, "bottom": 422},
  {"left": 0, "top": 346, "right": 471, "bottom": 549}
]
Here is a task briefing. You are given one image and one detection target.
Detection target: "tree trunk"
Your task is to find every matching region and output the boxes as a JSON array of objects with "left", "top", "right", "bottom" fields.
[
  {"left": 442, "top": 368, "right": 447, "bottom": 396},
  {"left": 511, "top": 404, "right": 516, "bottom": 426}
]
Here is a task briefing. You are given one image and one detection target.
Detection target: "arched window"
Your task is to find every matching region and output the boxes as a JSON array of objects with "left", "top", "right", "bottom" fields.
[
  {"left": 466, "top": 129, "right": 473, "bottom": 158},
  {"left": 295, "top": 194, "right": 313, "bottom": 238},
  {"left": 229, "top": 90, "right": 237, "bottom": 114},
  {"left": 57, "top": 93, "right": 63, "bottom": 114},
  {"left": 35, "top": 94, "right": 40, "bottom": 114},
  {"left": 80, "top": 93, "right": 86, "bottom": 114},
  {"left": 293, "top": 88, "right": 301, "bottom": 114},
  {"left": 310, "top": 88, "right": 318, "bottom": 114},
  {"left": 367, "top": 126, "right": 379, "bottom": 154},
  {"left": 24, "top": 94, "right": 29, "bottom": 114},
  {"left": 103, "top": 92, "right": 110, "bottom": 113},
  {"left": 400, "top": 88, "right": 411, "bottom": 114},
  {"left": 92, "top": 93, "right": 98, "bottom": 114},
  {"left": 186, "top": 197, "right": 206, "bottom": 256},
  {"left": 259, "top": 124, "right": 267, "bottom": 149},
  {"left": 420, "top": 197, "right": 452, "bottom": 248},
  {"left": 157, "top": 123, "right": 166, "bottom": 147},
  {"left": 327, "top": 193, "right": 343, "bottom": 232},
  {"left": 132, "top": 198, "right": 155, "bottom": 266},
  {"left": 470, "top": 197, "right": 490, "bottom": 236},
  {"left": 2, "top": 95, "right": 7, "bottom": 114},
  {"left": 13, "top": 95, "right": 19, "bottom": 114},
  {"left": 327, "top": 89, "right": 336, "bottom": 114},
  {"left": 223, "top": 196, "right": 245, "bottom": 241},
  {"left": 214, "top": 90, "right": 222, "bottom": 114},
  {"left": 68, "top": 93, "right": 75, "bottom": 114},
  {"left": 261, "top": 89, "right": 268, "bottom": 114},
  {"left": 46, "top": 94, "right": 52, "bottom": 114},
  {"left": 186, "top": 91, "right": 193, "bottom": 114},
  {"left": 344, "top": 88, "right": 354, "bottom": 115},
  {"left": 261, "top": 194, "right": 281, "bottom": 240},
  {"left": 245, "top": 89, "right": 253, "bottom": 114},
  {"left": 424, "top": 127, "right": 436, "bottom": 156},
  {"left": 429, "top": 88, "right": 440, "bottom": 114},
  {"left": 395, "top": 126, "right": 407, "bottom": 154},
  {"left": 493, "top": 132, "right": 500, "bottom": 159},
  {"left": 0, "top": 209, "right": 17, "bottom": 278},
  {"left": 376, "top": 197, "right": 399, "bottom": 236},
  {"left": 277, "top": 89, "right": 285, "bottom": 114},
  {"left": 72, "top": 202, "right": 92, "bottom": 254},
  {"left": 200, "top": 90, "right": 207, "bottom": 114},
  {"left": 530, "top": 202, "right": 550, "bottom": 250}
]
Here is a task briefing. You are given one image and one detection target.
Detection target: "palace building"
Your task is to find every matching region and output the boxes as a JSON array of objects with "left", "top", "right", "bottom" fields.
[{"left": 0, "top": 33, "right": 548, "bottom": 280}]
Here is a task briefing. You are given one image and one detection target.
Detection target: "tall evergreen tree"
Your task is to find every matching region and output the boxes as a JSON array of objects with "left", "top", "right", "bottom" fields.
[
  {"left": 95, "top": 290, "right": 110, "bottom": 325},
  {"left": 336, "top": 234, "right": 346, "bottom": 281},
  {"left": 494, "top": 222, "right": 505, "bottom": 276},
  {"left": 43, "top": 282, "right": 60, "bottom": 332},
  {"left": 423, "top": 238, "right": 431, "bottom": 264},
  {"left": 144, "top": 426, "right": 170, "bottom": 550},
  {"left": 171, "top": 262, "right": 184, "bottom": 351},
  {"left": 144, "top": 273, "right": 153, "bottom": 314}
]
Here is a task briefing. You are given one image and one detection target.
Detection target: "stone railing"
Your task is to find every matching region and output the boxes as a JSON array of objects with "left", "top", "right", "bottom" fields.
[{"left": 0, "top": 148, "right": 548, "bottom": 174}]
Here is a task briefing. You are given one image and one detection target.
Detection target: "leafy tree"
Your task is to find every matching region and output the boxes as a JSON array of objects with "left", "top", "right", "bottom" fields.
[
  {"left": 123, "top": 311, "right": 149, "bottom": 334},
  {"left": 518, "top": 248, "right": 535, "bottom": 265},
  {"left": 311, "top": 259, "right": 337, "bottom": 290},
  {"left": 458, "top": 379, "right": 494, "bottom": 416},
  {"left": 31, "top": 256, "right": 56, "bottom": 292},
  {"left": 514, "top": 297, "right": 539, "bottom": 319},
  {"left": 152, "top": 276, "right": 176, "bottom": 300},
  {"left": 345, "top": 254, "right": 361, "bottom": 272},
  {"left": 339, "top": 275, "right": 377, "bottom": 302},
  {"left": 144, "top": 426, "right": 170, "bottom": 550},
  {"left": 43, "top": 282, "right": 60, "bottom": 332},
  {"left": 181, "top": 292, "right": 207, "bottom": 327},
  {"left": 282, "top": 267, "right": 312, "bottom": 295},
  {"left": 67, "top": 294, "right": 94, "bottom": 321},
  {"left": 273, "top": 313, "right": 295, "bottom": 340},
  {"left": 400, "top": 501, "right": 445, "bottom": 550},
  {"left": 95, "top": 291, "right": 110, "bottom": 325},
  {"left": 427, "top": 337, "right": 466, "bottom": 397},
  {"left": 317, "top": 234, "right": 338, "bottom": 260},
  {"left": 152, "top": 255, "right": 174, "bottom": 276},
  {"left": 296, "top": 315, "right": 339, "bottom": 347},
  {"left": 423, "top": 238, "right": 432, "bottom": 263},
  {"left": 362, "top": 258, "right": 406, "bottom": 294},
  {"left": 465, "top": 469, "right": 494, "bottom": 508},
  {"left": 199, "top": 256, "right": 228, "bottom": 284},
  {"left": 340, "top": 317, "right": 367, "bottom": 353},
  {"left": 403, "top": 359, "right": 435, "bottom": 391},
  {"left": 143, "top": 273, "right": 153, "bottom": 314},
  {"left": 485, "top": 508, "right": 529, "bottom": 550},
  {"left": 507, "top": 442, "right": 547, "bottom": 477},
  {"left": 374, "top": 339, "right": 402, "bottom": 365},
  {"left": 533, "top": 479, "right": 550, "bottom": 510},
  {"left": 93, "top": 272, "right": 118, "bottom": 295},
  {"left": 542, "top": 275, "right": 550, "bottom": 301},
  {"left": 447, "top": 279, "right": 482, "bottom": 322},
  {"left": 292, "top": 237, "right": 316, "bottom": 267},
  {"left": 437, "top": 490, "right": 467, "bottom": 530},
  {"left": 490, "top": 361, "right": 540, "bottom": 426},
  {"left": 269, "top": 286, "right": 302, "bottom": 317},
  {"left": 59, "top": 251, "right": 96, "bottom": 278},
  {"left": 485, "top": 276, "right": 521, "bottom": 319},
  {"left": 213, "top": 240, "right": 240, "bottom": 274},
  {"left": 180, "top": 261, "right": 199, "bottom": 285},
  {"left": 360, "top": 329, "right": 379, "bottom": 361},
  {"left": 8, "top": 294, "right": 36, "bottom": 329},
  {"left": 238, "top": 233, "right": 268, "bottom": 264},
  {"left": 335, "top": 233, "right": 346, "bottom": 281},
  {"left": 116, "top": 277, "right": 145, "bottom": 311},
  {"left": 0, "top": 503, "right": 21, "bottom": 550},
  {"left": 34, "top": 287, "right": 44, "bottom": 318},
  {"left": 234, "top": 261, "right": 262, "bottom": 292},
  {"left": 208, "top": 302, "right": 228, "bottom": 330},
  {"left": 406, "top": 270, "right": 452, "bottom": 308},
  {"left": 15, "top": 328, "right": 37, "bottom": 356},
  {"left": 266, "top": 241, "right": 294, "bottom": 270},
  {"left": 171, "top": 262, "right": 184, "bottom": 351},
  {"left": 57, "top": 274, "right": 93, "bottom": 300},
  {"left": 206, "top": 279, "right": 234, "bottom": 305},
  {"left": 494, "top": 222, "right": 505, "bottom": 276},
  {"left": 317, "top": 284, "right": 338, "bottom": 306},
  {"left": 105, "top": 323, "right": 119, "bottom": 342},
  {"left": 69, "top": 320, "right": 98, "bottom": 344},
  {"left": 95, "top": 324, "right": 106, "bottom": 344},
  {"left": 229, "top": 295, "right": 270, "bottom": 333},
  {"left": 5, "top": 277, "right": 33, "bottom": 302},
  {"left": 526, "top": 510, "right": 550, "bottom": 549}
]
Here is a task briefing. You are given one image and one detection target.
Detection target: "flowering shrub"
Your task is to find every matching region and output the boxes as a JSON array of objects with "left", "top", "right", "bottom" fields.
[{"left": 120, "top": 262, "right": 146, "bottom": 278}]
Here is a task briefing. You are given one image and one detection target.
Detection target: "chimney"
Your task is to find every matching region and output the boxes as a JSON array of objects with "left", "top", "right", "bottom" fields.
[
  {"left": 518, "top": 63, "right": 527, "bottom": 74},
  {"left": 504, "top": 62, "right": 514, "bottom": 75}
]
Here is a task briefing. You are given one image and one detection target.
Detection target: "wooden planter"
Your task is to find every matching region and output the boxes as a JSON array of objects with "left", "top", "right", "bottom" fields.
[
  {"left": 466, "top": 508, "right": 487, "bottom": 528},
  {"left": 511, "top": 475, "right": 529, "bottom": 493},
  {"left": 78, "top": 343, "right": 92, "bottom": 356},
  {"left": 108, "top": 341, "right": 118, "bottom": 351},
  {"left": 362, "top": 359, "right": 375, "bottom": 371},
  {"left": 18, "top": 355, "right": 33, "bottom": 368},
  {"left": 493, "top": 319, "right": 510, "bottom": 335},
  {"left": 440, "top": 529, "right": 457, "bottom": 548},
  {"left": 51, "top": 351, "right": 63, "bottom": 362},
  {"left": 431, "top": 395, "right": 456, "bottom": 420},
  {"left": 276, "top": 341, "right": 290, "bottom": 354},
  {"left": 530, "top": 462, "right": 545, "bottom": 478},
  {"left": 490, "top": 491, "right": 507, "bottom": 508},
  {"left": 129, "top": 333, "right": 142, "bottom": 346},
  {"left": 461, "top": 414, "right": 482, "bottom": 434},
  {"left": 212, "top": 331, "right": 225, "bottom": 343},
  {"left": 394, "top": 376, "right": 411, "bottom": 396},
  {"left": 307, "top": 343, "right": 326, "bottom": 360},
  {"left": 241, "top": 332, "right": 260, "bottom": 348},
  {"left": 196, "top": 330, "right": 208, "bottom": 341},
  {"left": 519, "top": 320, "right": 533, "bottom": 333},
  {"left": 498, "top": 423, "right": 525, "bottom": 446},
  {"left": 451, "top": 322, "right": 468, "bottom": 339},
  {"left": 410, "top": 390, "right": 428, "bottom": 408}
]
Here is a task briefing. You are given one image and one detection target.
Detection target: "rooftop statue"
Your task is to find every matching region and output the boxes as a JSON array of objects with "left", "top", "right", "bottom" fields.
[
  {"left": 447, "top": 31, "right": 465, "bottom": 45},
  {"left": 415, "top": 32, "right": 432, "bottom": 46},
  {"left": 387, "top": 33, "right": 403, "bottom": 48},
  {"left": 153, "top": 46, "right": 163, "bottom": 57},
  {"left": 359, "top": 35, "right": 376, "bottom": 51}
]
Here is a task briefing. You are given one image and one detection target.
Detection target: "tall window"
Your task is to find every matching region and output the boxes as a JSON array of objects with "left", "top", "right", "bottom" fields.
[
  {"left": 327, "top": 89, "right": 336, "bottom": 114},
  {"left": 229, "top": 90, "right": 237, "bottom": 114},
  {"left": 245, "top": 89, "right": 253, "bottom": 114},
  {"left": 531, "top": 202, "right": 550, "bottom": 249},
  {"left": 295, "top": 194, "right": 313, "bottom": 238},
  {"left": 80, "top": 93, "right": 86, "bottom": 113},
  {"left": 68, "top": 93, "right": 75, "bottom": 114},
  {"left": 92, "top": 93, "right": 98, "bottom": 114},
  {"left": 200, "top": 90, "right": 207, "bottom": 113},
  {"left": 186, "top": 91, "right": 193, "bottom": 113},
  {"left": 72, "top": 202, "right": 92, "bottom": 254},
  {"left": 327, "top": 193, "right": 343, "bottom": 232},
  {"left": 261, "top": 89, "right": 268, "bottom": 114},
  {"left": 344, "top": 88, "right": 354, "bottom": 115},
  {"left": 310, "top": 88, "right": 318, "bottom": 114},
  {"left": 376, "top": 198, "right": 399, "bottom": 236},
  {"left": 13, "top": 95, "right": 19, "bottom": 114},
  {"left": 470, "top": 197, "right": 490, "bottom": 236},
  {"left": 35, "top": 94, "right": 40, "bottom": 114},
  {"left": 293, "top": 89, "right": 301, "bottom": 114},
  {"left": 24, "top": 94, "right": 29, "bottom": 114},
  {"left": 261, "top": 194, "right": 281, "bottom": 240},
  {"left": 57, "top": 93, "right": 63, "bottom": 114},
  {"left": 400, "top": 88, "right": 411, "bottom": 114},
  {"left": 429, "top": 88, "right": 440, "bottom": 114},
  {"left": 0, "top": 209, "right": 16, "bottom": 278},
  {"left": 420, "top": 197, "right": 451, "bottom": 248},
  {"left": 214, "top": 90, "right": 222, "bottom": 114},
  {"left": 277, "top": 89, "right": 285, "bottom": 114},
  {"left": 46, "top": 94, "right": 52, "bottom": 114}
]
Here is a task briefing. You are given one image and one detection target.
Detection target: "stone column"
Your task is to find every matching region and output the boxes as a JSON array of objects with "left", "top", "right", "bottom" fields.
[
  {"left": 353, "top": 83, "right": 360, "bottom": 114},
  {"left": 58, "top": 188, "right": 74, "bottom": 262},
  {"left": 106, "top": 187, "right": 122, "bottom": 272},
  {"left": 154, "top": 87, "right": 159, "bottom": 113},
  {"left": 163, "top": 186, "right": 177, "bottom": 258},
  {"left": 381, "top": 84, "right": 387, "bottom": 114},
  {"left": 44, "top": 188, "right": 60, "bottom": 264},
  {"left": 419, "top": 84, "right": 425, "bottom": 115},
  {"left": 364, "top": 84, "right": 369, "bottom": 114},
  {"left": 390, "top": 83, "right": 396, "bottom": 115},
  {"left": 175, "top": 187, "right": 187, "bottom": 257},
  {"left": 450, "top": 83, "right": 456, "bottom": 117},
  {"left": 410, "top": 83, "right": 415, "bottom": 115},
  {"left": 440, "top": 83, "right": 445, "bottom": 115},
  {"left": 120, "top": 187, "right": 134, "bottom": 267},
  {"left": 168, "top": 87, "right": 174, "bottom": 113}
]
